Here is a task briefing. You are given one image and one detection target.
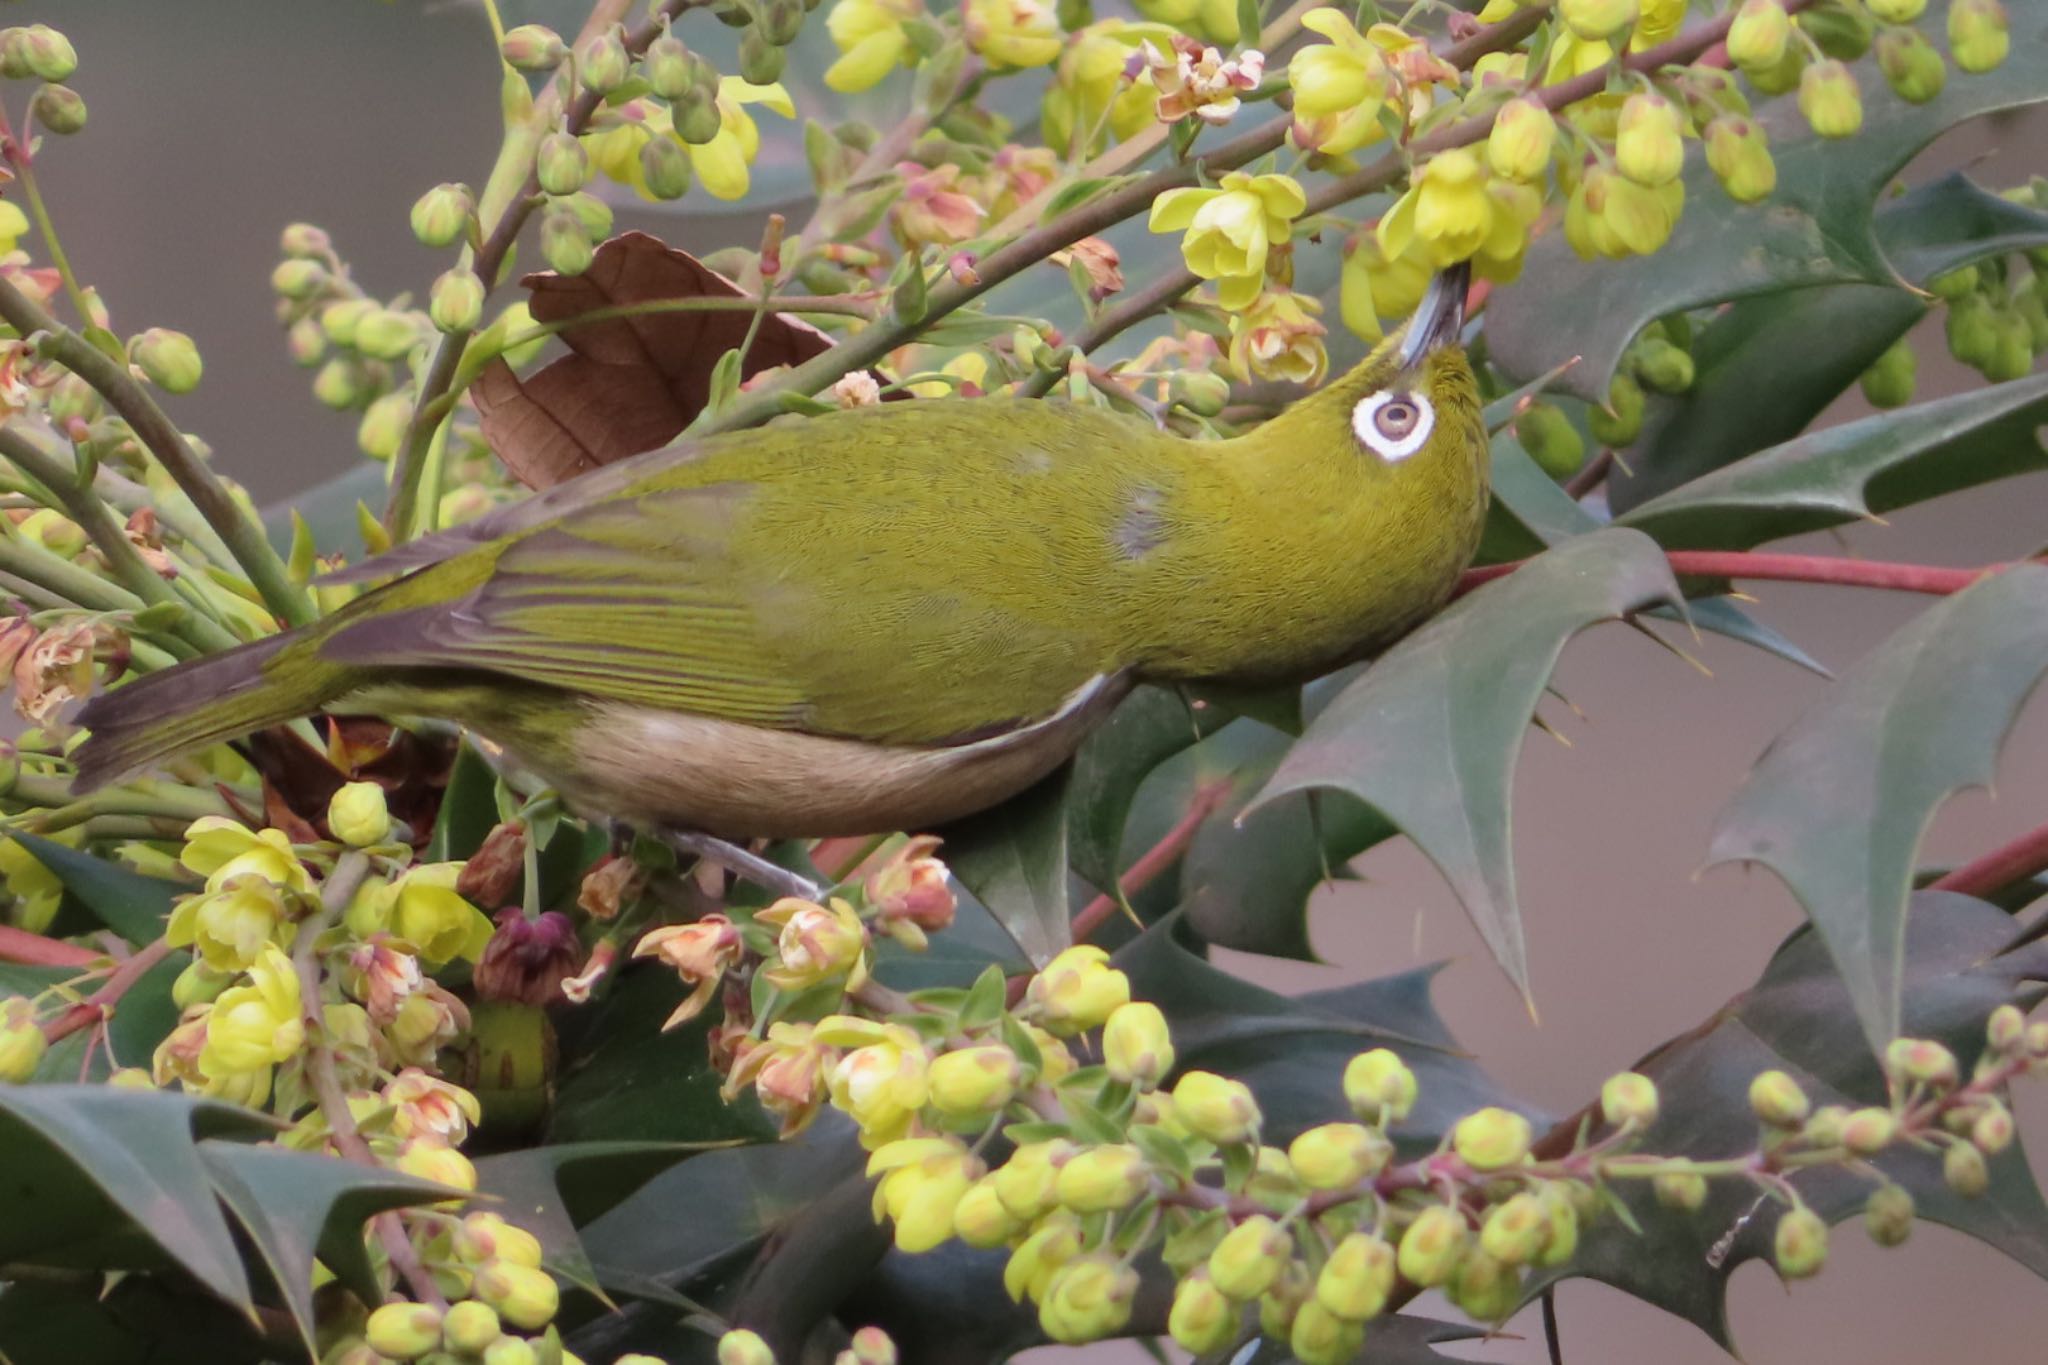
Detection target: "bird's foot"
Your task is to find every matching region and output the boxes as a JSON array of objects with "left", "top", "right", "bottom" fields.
[{"left": 658, "top": 828, "right": 825, "bottom": 904}]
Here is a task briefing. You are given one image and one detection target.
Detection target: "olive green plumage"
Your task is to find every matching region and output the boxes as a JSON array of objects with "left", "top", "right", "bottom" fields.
[{"left": 74, "top": 284, "right": 1489, "bottom": 836}]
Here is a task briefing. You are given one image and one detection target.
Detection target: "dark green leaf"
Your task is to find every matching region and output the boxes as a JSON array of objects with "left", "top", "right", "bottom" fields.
[
  {"left": 939, "top": 765, "right": 1072, "bottom": 967},
  {"left": 1247, "top": 530, "right": 1683, "bottom": 1003},
  {"left": 429, "top": 742, "right": 507, "bottom": 862},
  {"left": 11, "top": 832, "right": 180, "bottom": 944},
  {"left": 1708, "top": 565, "right": 2048, "bottom": 1051},
  {"left": 0, "top": 1276, "right": 271, "bottom": 1365},
  {"left": 1484, "top": 9, "right": 2048, "bottom": 400},
  {"left": 1067, "top": 686, "right": 1226, "bottom": 894}
]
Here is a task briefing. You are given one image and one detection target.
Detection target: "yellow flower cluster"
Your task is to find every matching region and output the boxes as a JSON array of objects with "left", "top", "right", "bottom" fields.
[{"left": 583, "top": 81, "right": 796, "bottom": 202}]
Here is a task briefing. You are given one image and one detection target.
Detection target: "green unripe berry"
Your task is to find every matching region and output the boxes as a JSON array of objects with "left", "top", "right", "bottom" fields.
[
  {"left": 1748, "top": 1068, "right": 1810, "bottom": 1127},
  {"left": 429, "top": 268, "right": 486, "bottom": 334},
  {"left": 1726, "top": 0, "right": 1792, "bottom": 70},
  {"left": 1946, "top": 294, "right": 2000, "bottom": 370},
  {"left": 411, "top": 182, "right": 475, "bottom": 248},
  {"left": 1653, "top": 1171, "right": 1708, "bottom": 1212},
  {"left": 501, "top": 24, "right": 567, "bottom": 70},
  {"left": 1858, "top": 337, "right": 1916, "bottom": 408},
  {"left": 1797, "top": 5, "right": 1874, "bottom": 60},
  {"left": 1981, "top": 310, "right": 2033, "bottom": 383},
  {"left": 1315, "top": 1232, "right": 1396, "bottom": 1321},
  {"left": 1943, "top": 1140, "right": 1990, "bottom": 1197},
  {"left": 1631, "top": 337, "right": 1696, "bottom": 394},
  {"left": 1208, "top": 1214, "right": 1290, "bottom": 1299},
  {"left": 1587, "top": 371, "right": 1644, "bottom": 447},
  {"left": 1864, "top": 1183, "right": 1914, "bottom": 1246},
  {"left": 1773, "top": 1206, "right": 1828, "bottom": 1279},
  {"left": 1515, "top": 401, "right": 1585, "bottom": 479},
  {"left": 20, "top": 25, "right": 77, "bottom": 82},
  {"left": 130, "top": 328, "right": 203, "bottom": 395},
  {"left": 1288, "top": 1299, "right": 1363, "bottom": 1365},
  {"left": 1948, "top": 0, "right": 2009, "bottom": 72},
  {"left": 738, "top": 27, "right": 787, "bottom": 84},
  {"left": 1704, "top": 117, "right": 1776, "bottom": 204},
  {"left": 2015, "top": 288, "right": 2048, "bottom": 352},
  {"left": 1168, "top": 1269, "right": 1239, "bottom": 1353},
  {"left": 354, "top": 308, "right": 421, "bottom": 361},
  {"left": 366, "top": 1304, "right": 445, "bottom": 1361},
  {"left": 1559, "top": 0, "right": 1637, "bottom": 42},
  {"left": 1615, "top": 93, "right": 1684, "bottom": 189},
  {"left": 1798, "top": 59, "right": 1862, "bottom": 139},
  {"left": 29, "top": 82, "right": 84, "bottom": 134},
  {"left": 540, "top": 207, "right": 595, "bottom": 277},
  {"left": 1448, "top": 1248, "right": 1521, "bottom": 1323},
  {"left": 1876, "top": 28, "right": 1947, "bottom": 104},
  {"left": 1396, "top": 1205, "right": 1468, "bottom": 1289},
  {"left": 577, "top": 29, "right": 633, "bottom": 93}
]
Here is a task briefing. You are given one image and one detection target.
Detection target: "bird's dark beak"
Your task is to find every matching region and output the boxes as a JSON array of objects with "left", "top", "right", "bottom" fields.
[{"left": 1396, "top": 262, "right": 1470, "bottom": 369}]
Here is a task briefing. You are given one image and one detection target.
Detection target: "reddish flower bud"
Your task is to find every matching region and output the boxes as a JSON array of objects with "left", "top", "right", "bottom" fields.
[{"left": 473, "top": 910, "right": 582, "bottom": 1006}]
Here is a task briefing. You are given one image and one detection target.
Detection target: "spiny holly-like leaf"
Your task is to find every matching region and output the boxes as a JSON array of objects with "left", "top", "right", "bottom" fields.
[
  {"left": 0, "top": 1275, "right": 270, "bottom": 1365},
  {"left": 1535, "top": 892, "right": 2048, "bottom": 1348},
  {"left": 938, "top": 765, "right": 1073, "bottom": 968},
  {"left": 0, "top": 1086, "right": 275, "bottom": 1314},
  {"left": 1708, "top": 565, "right": 2048, "bottom": 1052},
  {"left": 1242, "top": 1314, "right": 1489, "bottom": 1365},
  {"left": 1114, "top": 919, "right": 1539, "bottom": 1148},
  {"left": 11, "top": 832, "right": 178, "bottom": 944},
  {"left": 1066, "top": 684, "right": 1233, "bottom": 894},
  {"left": 198, "top": 1140, "right": 452, "bottom": 1355},
  {"left": 1619, "top": 370, "right": 2048, "bottom": 551},
  {"left": 869, "top": 891, "right": 1027, "bottom": 992},
  {"left": 1246, "top": 529, "right": 1683, "bottom": 1003},
  {"left": 1484, "top": 2, "right": 2048, "bottom": 400},
  {"left": 1609, "top": 172, "right": 2048, "bottom": 510}
]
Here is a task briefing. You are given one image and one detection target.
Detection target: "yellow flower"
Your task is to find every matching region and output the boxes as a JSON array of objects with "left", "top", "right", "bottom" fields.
[
  {"left": 1632, "top": 0, "right": 1685, "bottom": 48},
  {"left": 869, "top": 1136, "right": 982, "bottom": 1252},
  {"left": 1473, "top": 175, "right": 1543, "bottom": 283},
  {"left": 366, "top": 863, "right": 495, "bottom": 966},
  {"left": 1041, "top": 21, "right": 1163, "bottom": 155},
  {"left": 829, "top": 1027, "right": 932, "bottom": 1145},
  {"left": 198, "top": 945, "right": 304, "bottom": 1078},
  {"left": 1340, "top": 230, "right": 1431, "bottom": 342},
  {"left": 327, "top": 781, "right": 392, "bottom": 847},
  {"left": 0, "top": 200, "right": 27, "bottom": 255},
  {"left": 180, "top": 816, "right": 311, "bottom": 895},
  {"left": 1378, "top": 148, "right": 1495, "bottom": 269},
  {"left": 758, "top": 896, "right": 870, "bottom": 991},
  {"left": 167, "top": 877, "right": 288, "bottom": 970},
  {"left": 1564, "top": 164, "right": 1684, "bottom": 258},
  {"left": 1286, "top": 9, "right": 1391, "bottom": 155},
  {"left": 633, "top": 913, "right": 743, "bottom": 1028},
  {"left": 0, "top": 835, "right": 64, "bottom": 932},
  {"left": 586, "top": 85, "right": 795, "bottom": 203},
  {"left": 963, "top": 0, "right": 1062, "bottom": 70},
  {"left": 727, "top": 1021, "right": 834, "bottom": 1134},
  {"left": 1148, "top": 171, "right": 1306, "bottom": 311},
  {"left": 1229, "top": 291, "right": 1329, "bottom": 386},
  {"left": 826, "top": 0, "right": 924, "bottom": 91},
  {"left": 1024, "top": 943, "right": 1132, "bottom": 1035}
]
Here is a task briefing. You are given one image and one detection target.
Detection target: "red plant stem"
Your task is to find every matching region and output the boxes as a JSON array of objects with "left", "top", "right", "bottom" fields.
[
  {"left": 38, "top": 936, "right": 175, "bottom": 1044},
  {"left": 1457, "top": 550, "right": 2009, "bottom": 598},
  {"left": 1930, "top": 818, "right": 2048, "bottom": 899},
  {"left": 1071, "top": 778, "right": 1235, "bottom": 944},
  {"left": 0, "top": 923, "right": 101, "bottom": 968}
]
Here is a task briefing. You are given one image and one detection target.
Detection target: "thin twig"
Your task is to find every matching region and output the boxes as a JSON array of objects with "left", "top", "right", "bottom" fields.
[
  {"left": 38, "top": 935, "right": 174, "bottom": 1044},
  {"left": 0, "top": 923, "right": 101, "bottom": 968},
  {"left": 1071, "top": 778, "right": 1234, "bottom": 943},
  {"left": 1561, "top": 448, "right": 1614, "bottom": 501},
  {"left": 1931, "top": 818, "right": 2048, "bottom": 901},
  {"left": 1458, "top": 550, "right": 2011, "bottom": 599}
]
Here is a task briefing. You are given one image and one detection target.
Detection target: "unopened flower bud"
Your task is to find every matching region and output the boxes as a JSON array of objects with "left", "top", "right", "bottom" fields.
[
  {"left": 761, "top": 0, "right": 806, "bottom": 45},
  {"left": 440, "top": 1301, "right": 501, "bottom": 1355},
  {"left": 411, "top": 183, "right": 475, "bottom": 248},
  {"left": 541, "top": 207, "right": 595, "bottom": 277},
  {"left": 953, "top": 1175, "right": 1024, "bottom": 1246},
  {"left": 1599, "top": 1072, "right": 1660, "bottom": 1128},
  {"left": 20, "top": 26, "right": 76, "bottom": 82},
  {"left": 1448, "top": 1248, "right": 1521, "bottom": 1323},
  {"left": 1587, "top": 371, "right": 1645, "bottom": 447},
  {"left": 1947, "top": 0, "right": 2008, "bottom": 71},
  {"left": 1288, "top": 1299, "right": 1362, "bottom": 1365},
  {"left": 1053, "top": 1144, "right": 1149, "bottom": 1213},
  {"left": 1864, "top": 1182, "right": 1914, "bottom": 1246},
  {"left": 578, "top": 29, "right": 633, "bottom": 93},
  {"left": 640, "top": 136, "right": 693, "bottom": 201},
  {"left": 536, "top": 132, "right": 591, "bottom": 197},
  {"left": 0, "top": 997, "right": 45, "bottom": 1082},
  {"left": 738, "top": 28, "right": 787, "bottom": 85},
  {"left": 327, "top": 781, "right": 392, "bottom": 846},
  {"left": 847, "top": 1327, "right": 894, "bottom": 1365},
  {"left": 1453, "top": 1107, "right": 1532, "bottom": 1171},
  {"left": 1615, "top": 94, "right": 1684, "bottom": 188},
  {"left": 1287, "top": 1122, "right": 1389, "bottom": 1191},
  {"left": 1038, "top": 1253, "right": 1137, "bottom": 1344},
  {"left": 130, "top": 328, "right": 203, "bottom": 395},
  {"left": 357, "top": 392, "right": 414, "bottom": 462},
  {"left": 272, "top": 258, "right": 327, "bottom": 300},
  {"left": 1773, "top": 1206, "right": 1828, "bottom": 1279},
  {"left": 1858, "top": 336, "right": 1915, "bottom": 408},
  {"left": 1026, "top": 945, "right": 1129, "bottom": 1035},
  {"left": 1798, "top": 60, "right": 1862, "bottom": 139},
  {"left": 502, "top": 24, "right": 567, "bottom": 71},
  {"left": 280, "top": 222, "right": 330, "bottom": 258},
  {"left": 366, "top": 1304, "right": 445, "bottom": 1361},
  {"left": 1749, "top": 1069, "right": 1810, "bottom": 1127},
  {"left": 356, "top": 308, "right": 422, "bottom": 360},
  {"left": 455, "top": 1212, "right": 545, "bottom": 1268},
  {"left": 1972, "top": 1101, "right": 2015, "bottom": 1155},
  {"left": 718, "top": 1330, "right": 776, "bottom": 1365},
  {"left": 1536, "top": 1183, "right": 1580, "bottom": 1266},
  {"left": 29, "top": 82, "right": 85, "bottom": 134},
  {"left": 1876, "top": 28, "right": 1947, "bottom": 104},
  {"left": 1653, "top": 1170, "right": 1708, "bottom": 1211},
  {"left": 1397, "top": 1205, "right": 1468, "bottom": 1289},
  {"left": 1314, "top": 1231, "right": 1396, "bottom": 1321},
  {"left": 1479, "top": 1191, "right": 1552, "bottom": 1266},
  {"left": 1343, "top": 1048, "right": 1417, "bottom": 1124},
  {"left": 1210, "top": 1214, "right": 1290, "bottom": 1299},
  {"left": 645, "top": 33, "right": 695, "bottom": 97},
  {"left": 1558, "top": 0, "right": 1637, "bottom": 40},
  {"left": 993, "top": 1139, "right": 1075, "bottom": 1220},
  {"left": 924, "top": 1042, "right": 1020, "bottom": 1117},
  {"left": 674, "top": 85, "right": 725, "bottom": 145},
  {"left": 474, "top": 1260, "right": 560, "bottom": 1330},
  {"left": 1168, "top": 369, "right": 1231, "bottom": 417},
  {"left": 1886, "top": 1038, "right": 1959, "bottom": 1089},
  {"left": 1704, "top": 116, "right": 1776, "bottom": 203},
  {"left": 1487, "top": 98, "right": 1555, "bottom": 182},
  {"left": 1169, "top": 1268, "right": 1239, "bottom": 1353},
  {"left": 1515, "top": 401, "right": 1585, "bottom": 478},
  {"left": 1987, "top": 1003, "right": 2027, "bottom": 1052},
  {"left": 1173, "top": 1070, "right": 1261, "bottom": 1146},
  {"left": 287, "top": 317, "right": 326, "bottom": 367},
  {"left": 483, "top": 1339, "right": 538, "bottom": 1365},
  {"left": 1837, "top": 1106, "right": 1896, "bottom": 1156},
  {"left": 1727, "top": 0, "right": 1792, "bottom": 70},
  {"left": 1102, "top": 1001, "right": 1175, "bottom": 1088},
  {"left": 312, "top": 357, "right": 364, "bottom": 410},
  {"left": 1944, "top": 1139, "right": 1990, "bottom": 1196},
  {"left": 430, "top": 267, "right": 487, "bottom": 335}
]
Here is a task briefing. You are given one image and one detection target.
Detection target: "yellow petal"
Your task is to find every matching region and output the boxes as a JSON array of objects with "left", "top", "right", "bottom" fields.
[
  {"left": 1147, "top": 186, "right": 1215, "bottom": 233},
  {"left": 690, "top": 132, "right": 753, "bottom": 200}
]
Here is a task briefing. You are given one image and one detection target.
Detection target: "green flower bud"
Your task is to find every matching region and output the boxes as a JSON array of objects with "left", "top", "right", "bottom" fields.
[
  {"left": 761, "top": 0, "right": 806, "bottom": 45},
  {"left": 366, "top": 1304, "right": 446, "bottom": 1361},
  {"left": 474, "top": 1260, "right": 560, "bottom": 1331},
  {"left": 639, "top": 136, "right": 693, "bottom": 201},
  {"left": 1169, "top": 1268, "right": 1240, "bottom": 1354},
  {"left": 1867, "top": 0, "right": 1925, "bottom": 19},
  {"left": 1988, "top": 1003, "right": 2027, "bottom": 1053},
  {"left": 482, "top": 1338, "right": 538, "bottom": 1365},
  {"left": 535, "top": 132, "right": 591, "bottom": 197},
  {"left": 1487, "top": 97, "right": 1556, "bottom": 182},
  {"left": 1257, "top": 1257, "right": 1312, "bottom": 1338},
  {"left": 1653, "top": 1171, "right": 1708, "bottom": 1211},
  {"left": 2017, "top": 288, "right": 2048, "bottom": 352},
  {"left": 271, "top": 258, "right": 327, "bottom": 300},
  {"left": 1839, "top": 1107, "right": 1897, "bottom": 1156},
  {"left": 1597, "top": 1071, "right": 1661, "bottom": 1128},
  {"left": 355, "top": 307, "right": 422, "bottom": 361},
  {"left": 1286, "top": 1122, "right": 1391, "bottom": 1191},
  {"left": 1515, "top": 401, "right": 1586, "bottom": 479},
  {"left": 1946, "top": 294, "right": 2000, "bottom": 370},
  {"left": 455, "top": 1213, "right": 545, "bottom": 1269},
  {"left": 1864, "top": 1183, "right": 1914, "bottom": 1247},
  {"left": 1559, "top": 0, "right": 1637, "bottom": 41},
  {"left": 1587, "top": 371, "right": 1644, "bottom": 447},
  {"left": 357, "top": 392, "right": 414, "bottom": 462},
  {"left": 1038, "top": 1254, "right": 1137, "bottom": 1344},
  {"left": 1876, "top": 28, "right": 1947, "bottom": 103},
  {"left": 1773, "top": 1206, "right": 1828, "bottom": 1279},
  {"left": 173, "top": 960, "right": 231, "bottom": 1012},
  {"left": 1536, "top": 1183, "right": 1580, "bottom": 1266},
  {"left": 540, "top": 208, "right": 595, "bottom": 277},
  {"left": 29, "top": 82, "right": 85, "bottom": 135},
  {"left": 1747, "top": 41, "right": 1807, "bottom": 95},
  {"left": 1630, "top": 336, "right": 1695, "bottom": 394},
  {"left": 287, "top": 317, "right": 327, "bottom": 367},
  {"left": 1972, "top": 1101, "right": 2015, "bottom": 1155},
  {"left": 1727, "top": 0, "right": 1792, "bottom": 70},
  {"left": 411, "top": 182, "right": 475, "bottom": 248},
  {"left": 1172, "top": 1070, "right": 1261, "bottom": 1146},
  {"left": 1479, "top": 1192, "right": 1553, "bottom": 1266},
  {"left": 1102, "top": 1001, "right": 1175, "bottom": 1088},
  {"left": 0, "top": 997, "right": 45, "bottom": 1082},
  {"left": 675, "top": 86, "right": 725, "bottom": 145},
  {"left": 317, "top": 297, "right": 372, "bottom": 347},
  {"left": 1615, "top": 93, "right": 1684, "bottom": 188},
  {"left": 1928, "top": 264, "right": 1979, "bottom": 300},
  {"left": 1885, "top": 1037, "right": 1959, "bottom": 1089},
  {"left": 1798, "top": 60, "right": 1862, "bottom": 139},
  {"left": 993, "top": 1139, "right": 1075, "bottom": 1220},
  {"left": 1289, "top": 1299, "right": 1363, "bottom": 1365},
  {"left": 1396, "top": 1205, "right": 1468, "bottom": 1289},
  {"left": 430, "top": 268, "right": 487, "bottom": 335},
  {"left": 717, "top": 1329, "right": 776, "bottom": 1365},
  {"left": 1944, "top": 1139, "right": 1989, "bottom": 1195},
  {"left": 1749, "top": 1069, "right": 1810, "bottom": 1127},
  {"left": 1342, "top": 1048, "right": 1416, "bottom": 1124},
  {"left": 20, "top": 26, "right": 77, "bottom": 82},
  {"left": 1208, "top": 1214, "right": 1290, "bottom": 1299},
  {"left": 1453, "top": 1107, "right": 1532, "bottom": 1171},
  {"left": 1982, "top": 309, "right": 2034, "bottom": 383},
  {"left": 1797, "top": 5, "right": 1873, "bottom": 59},
  {"left": 1948, "top": 0, "right": 2009, "bottom": 72},
  {"left": 501, "top": 24, "right": 567, "bottom": 70},
  {"left": 280, "top": 222, "right": 330, "bottom": 258},
  {"left": 739, "top": 28, "right": 787, "bottom": 85},
  {"left": 440, "top": 1302, "right": 502, "bottom": 1355},
  {"left": 1054, "top": 1143, "right": 1149, "bottom": 1213},
  {"left": 1858, "top": 337, "right": 1915, "bottom": 408},
  {"left": 328, "top": 780, "right": 393, "bottom": 847},
  {"left": 577, "top": 29, "right": 633, "bottom": 94},
  {"left": 0, "top": 31, "right": 29, "bottom": 80},
  {"left": 953, "top": 1175, "right": 1024, "bottom": 1247},
  {"left": 1448, "top": 1248, "right": 1521, "bottom": 1323},
  {"left": 558, "top": 190, "right": 614, "bottom": 241},
  {"left": 312, "top": 356, "right": 365, "bottom": 410},
  {"left": 645, "top": 33, "right": 695, "bottom": 98},
  {"left": 1315, "top": 1232, "right": 1395, "bottom": 1321},
  {"left": 130, "top": 328, "right": 204, "bottom": 395}
]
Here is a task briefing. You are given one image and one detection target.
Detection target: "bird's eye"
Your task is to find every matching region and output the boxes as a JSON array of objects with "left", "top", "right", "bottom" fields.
[{"left": 1352, "top": 390, "right": 1436, "bottom": 462}]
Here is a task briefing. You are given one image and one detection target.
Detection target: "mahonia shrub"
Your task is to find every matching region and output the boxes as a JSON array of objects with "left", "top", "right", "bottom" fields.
[{"left": 0, "top": 2, "right": 2043, "bottom": 1364}]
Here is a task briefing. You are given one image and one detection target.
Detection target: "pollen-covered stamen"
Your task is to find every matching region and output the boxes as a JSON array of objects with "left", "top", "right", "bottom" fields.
[{"left": 1352, "top": 390, "right": 1435, "bottom": 462}]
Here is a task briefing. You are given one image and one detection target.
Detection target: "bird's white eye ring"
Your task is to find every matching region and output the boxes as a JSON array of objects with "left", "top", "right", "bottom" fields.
[{"left": 1352, "top": 390, "right": 1435, "bottom": 462}]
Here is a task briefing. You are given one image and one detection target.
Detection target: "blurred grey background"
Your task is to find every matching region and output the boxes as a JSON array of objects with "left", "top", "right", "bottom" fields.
[{"left": 25, "top": 2, "right": 2048, "bottom": 1362}]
